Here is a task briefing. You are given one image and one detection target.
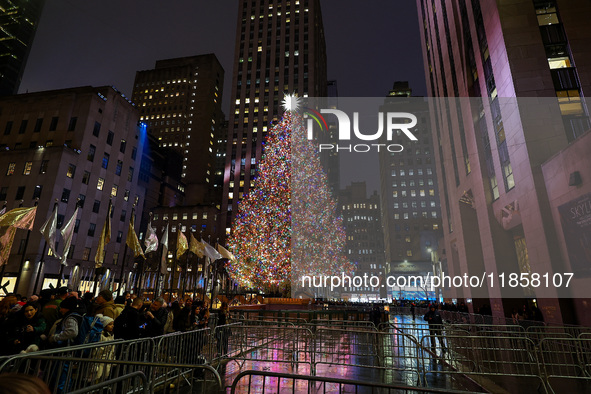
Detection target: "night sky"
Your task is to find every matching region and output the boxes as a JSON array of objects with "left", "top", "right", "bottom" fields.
[{"left": 20, "top": 0, "right": 427, "bottom": 193}]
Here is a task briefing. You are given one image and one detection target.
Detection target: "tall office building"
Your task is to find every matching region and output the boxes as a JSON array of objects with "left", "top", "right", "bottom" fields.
[
  {"left": 132, "top": 55, "right": 225, "bottom": 207},
  {"left": 0, "top": 86, "right": 145, "bottom": 296},
  {"left": 417, "top": 0, "right": 591, "bottom": 323},
  {"left": 378, "top": 82, "right": 443, "bottom": 290},
  {"left": 0, "top": 0, "right": 44, "bottom": 96},
  {"left": 222, "top": 0, "right": 328, "bottom": 232},
  {"left": 339, "top": 182, "right": 386, "bottom": 301}
]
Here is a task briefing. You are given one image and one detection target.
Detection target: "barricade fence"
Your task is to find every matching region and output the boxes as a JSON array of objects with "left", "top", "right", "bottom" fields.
[{"left": 3, "top": 311, "right": 591, "bottom": 393}]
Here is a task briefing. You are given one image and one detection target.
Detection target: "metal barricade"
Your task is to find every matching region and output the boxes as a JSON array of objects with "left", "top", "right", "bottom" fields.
[
  {"left": 68, "top": 371, "right": 149, "bottom": 394},
  {"left": 210, "top": 322, "right": 243, "bottom": 363},
  {"left": 308, "top": 319, "right": 377, "bottom": 330},
  {"left": 421, "top": 334, "right": 545, "bottom": 392},
  {"left": 229, "top": 370, "right": 485, "bottom": 394},
  {"left": 312, "top": 327, "right": 422, "bottom": 385}
]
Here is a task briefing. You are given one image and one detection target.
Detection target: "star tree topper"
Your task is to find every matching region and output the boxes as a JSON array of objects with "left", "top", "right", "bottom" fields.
[{"left": 282, "top": 93, "right": 301, "bottom": 113}]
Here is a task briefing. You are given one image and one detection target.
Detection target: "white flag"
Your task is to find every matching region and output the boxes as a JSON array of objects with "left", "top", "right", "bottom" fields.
[
  {"left": 144, "top": 220, "right": 159, "bottom": 254},
  {"left": 60, "top": 206, "right": 79, "bottom": 266},
  {"left": 40, "top": 204, "right": 61, "bottom": 259},
  {"left": 201, "top": 239, "right": 222, "bottom": 261}
]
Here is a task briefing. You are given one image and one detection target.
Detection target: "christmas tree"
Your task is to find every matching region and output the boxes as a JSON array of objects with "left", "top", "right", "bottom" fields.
[{"left": 226, "top": 95, "right": 354, "bottom": 292}]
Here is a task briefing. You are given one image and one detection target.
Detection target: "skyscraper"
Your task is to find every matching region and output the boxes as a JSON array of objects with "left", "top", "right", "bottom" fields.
[
  {"left": 378, "top": 82, "right": 443, "bottom": 293},
  {"left": 222, "top": 0, "right": 327, "bottom": 232},
  {"left": 0, "top": 0, "right": 44, "bottom": 96},
  {"left": 132, "top": 54, "right": 225, "bottom": 206},
  {"left": 417, "top": 0, "right": 591, "bottom": 323}
]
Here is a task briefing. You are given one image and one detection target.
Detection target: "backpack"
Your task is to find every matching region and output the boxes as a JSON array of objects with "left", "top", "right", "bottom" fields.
[{"left": 75, "top": 315, "right": 104, "bottom": 345}]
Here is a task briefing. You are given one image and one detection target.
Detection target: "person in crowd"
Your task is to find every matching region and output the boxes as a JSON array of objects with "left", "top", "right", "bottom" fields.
[
  {"left": 82, "top": 292, "right": 94, "bottom": 314},
  {"left": 369, "top": 304, "right": 381, "bottom": 328},
  {"left": 511, "top": 308, "right": 521, "bottom": 325},
  {"left": 0, "top": 294, "right": 20, "bottom": 324},
  {"left": 90, "top": 314, "right": 116, "bottom": 381},
  {"left": 195, "top": 300, "right": 210, "bottom": 330},
  {"left": 114, "top": 297, "right": 144, "bottom": 340},
  {"left": 140, "top": 297, "right": 168, "bottom": 337},
  {"left": 4, "top": 301, "right": 46, "bottom": 354},
  {"left": 92, "top": 290, "right": 123, "bottom": 320},
  {"left": 114, "top": 291, "right": 132, "bottom": 307},
  {"left": 0, "top": 373, "right": 51, "bottom": 394},
  {"left": 47, "top": 296, "right": 84, "bottom": 347},
  {"left": 410, "top": 302, "right": 416, "bottom": 320},
  {"left": 173, "top": 298, "right": 193, "bottom": 332},
  {"left": 424, "top": 304, "right": 446, "bottom": 355},
  {"left": 216, "top": 302, "right": 231, "bottom": 356},
  {"left": 42, "top": 287, "right": 69, "bottom": 334}
]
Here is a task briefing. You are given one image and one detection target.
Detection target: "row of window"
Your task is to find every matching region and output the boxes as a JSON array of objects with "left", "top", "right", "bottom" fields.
[
  {"left": 391, "top": 168, "right": 433, "bottom": 177},
  {"left": 3, "top": 116, "right": 66, "bottom": 136},
  {"left": 394, "top": 212, "right": 438, "bottom": 220},
  {"left": 393, "top": 189, "right": 436, "bottom": 198},
  {"left": 152, "top": 212, "right": 213, "bottom": 221}
]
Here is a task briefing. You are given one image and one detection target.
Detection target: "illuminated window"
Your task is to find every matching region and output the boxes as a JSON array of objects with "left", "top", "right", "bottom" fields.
[
  {"left": 66, "top": 163, "right": 76, "bottom": 178},
  {"left": 6, "top": 162, "right": 15, "bottom": 176},
  {"left": 97, "top": 177, "right": 105, "bottom": 190},
  {"left": 23, "top": 162, "right": 33, "bottom": 175},
  {"left": 111, "top": 185, "right": 118, "bottom": 197}
]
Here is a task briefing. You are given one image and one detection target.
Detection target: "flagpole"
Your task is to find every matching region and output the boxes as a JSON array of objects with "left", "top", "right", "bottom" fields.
[
  {"left": 0, "top": 201, "right": 8, "bottom": 285},
  {"left": 14, "top": 199, "right": 36, "bottom": 294},
  {"left": 153, "top": 242, "right": 164, "bottom": 298},
  {"left": 117, "top": 206, "right": 134, "bottom": 296}
]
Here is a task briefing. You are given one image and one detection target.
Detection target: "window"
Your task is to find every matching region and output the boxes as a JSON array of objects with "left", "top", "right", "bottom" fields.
[
  {"left": 49, "top": 117, "right": 58, "bottom": 131},
  {"left": 120, "top": 210, "right": 126, "bottom": 222},
  {"left": 15, "top": 186, "right": 25, "bottom": 200},
  {"left": 116, "top": 232, "right": 123, "bottom": 243},
  {"left": 123, "top": 190, "right": 130, "bottom": 201},
  {"left": 128, "top": 167, "right": 134, "bottom": 182},
  {"left": 82, "top": 171, "right": 91, "bottom": 185},
  {"left": 93, "top": 200, "right": 100, "bottom": 213},
  {"left": 120, "top": 139, "right": 127, "bottom": 153},
  {"left": 6, "top": 163, "right": 15, "bottom": 175},
  {"left": 97, "top": 177, "right": 105, "bottom": 190},
  {"left": 111, "top": 184, "right": 118, "bottom": 197},
  {"left": 57, "top": 215, "right": 64, "bottom": 228},
  {"left": 74, "top": 219, "right": 80, "bottom": 233},
  {"left": 88, "top": 144, "right": 96, "bottom": 161},
  {"left": 68, "top": 117, "right": 77, "bottom": 131},
  {"left": 113, "top": 253, "right": 119, "bottom": 265},
  {"left": 131, "top": 147, "right": 137, "bottom": 160},
  {"left": 115, "top": 160, "right": 122, "bottom": 176},
  {"left": 93, "top": 121, "right": 101, "bottom": 137},
  {"left": 88, "top": 223, "right": 96, "bottom": 236},
  {"left": 0, "top": 187, "right": 7, "bottom": 200},
  {"left": 102, "top": 153, "right": 109, "bottom": 169},
  {"left": 39, "top": 160, "right": 49, "bottom": 174},
  {"left": 82, "top": 247, "right": 91, "bottom": 261},
  {"left": 66, "top": 164, "right": 76, "bottom": 178},
  {"left": 61, "top": 188, "right": 70, "bottom": 203},
  {"left": 4, "top": 121, "right": 13, "bottom": 135},
  {"left": 78, "top": 194, "right": 86, "bottom": 207},
  {"left": 106, "top": 131, "right": 114, "bottom": 145},
  {"left": 19, "top": 120, "right": 28, "bottom": 134},
  {"left": 34, "top": 118, "right": 43, "bottom": 133},
  {"left": 45, "top": 140, "right": 53, "bottom": 147},
  {"left": 172, "top": 213, "right": 178, "bottom": 220},
  {"left": 23, "top": 162, "right": 32, "bottom": 175}
]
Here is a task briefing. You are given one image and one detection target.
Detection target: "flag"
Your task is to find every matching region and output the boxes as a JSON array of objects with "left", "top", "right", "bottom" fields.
[
  {"left": 0, "top": 227, "right": 17, "bottom": 267},
  {"left": 94, "top": 201, "right": 112, "bottom": 268},
  {"left": 160, "top": 224, "right": 169, "bottom": 275},
  {"left": 39, "top": 204, "right": 60, "bottom": 260},
  {"left": 0, "top": 206, "right": 37, "bottom": 230},
  {"left": 126, "top": 210, "right": 145, "bottom": 258},
  {"left": 144, "top": 220, "right": 158, "bottom": 254},
  {"left": 176, "top": 230, "right": 188, "bottom": 259},
  {"left": 189, "top": 233, "right": 204, "bottom": 258},
  {"left": 202, "top": 239, "right": 222, "bottom": 261},
  {"left": 0, "top": 206, "right": 6, "bottom": 217},
  {"left": 60, "top": 206, "right": 79, "bottom": 266},
  {"left": 217, "top": 244, "right": 237, "bottom": 262}
]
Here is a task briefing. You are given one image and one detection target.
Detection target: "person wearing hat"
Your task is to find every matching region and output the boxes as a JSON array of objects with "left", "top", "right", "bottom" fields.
[
  {"left": 47, "top": 296, "right": 83, "bottom": 346},
  {"left": 90, "top": 314, "right": 115, "bottom": 381},
  {"left": 91, "top": 290, "right": 122, "bottom": 320},
  {"left": 42, "top": 287, "right": 69, "bottom": 335}
]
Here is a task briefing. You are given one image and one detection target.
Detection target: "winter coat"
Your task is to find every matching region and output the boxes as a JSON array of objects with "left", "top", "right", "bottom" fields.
[{"left": 5, "top": 312, "right": 46, "bottom": 354}]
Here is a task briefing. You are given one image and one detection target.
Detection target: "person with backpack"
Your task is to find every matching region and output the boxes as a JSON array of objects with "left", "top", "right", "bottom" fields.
[{"left": 90, "top": 314, "right": 115, "bottom": 381}]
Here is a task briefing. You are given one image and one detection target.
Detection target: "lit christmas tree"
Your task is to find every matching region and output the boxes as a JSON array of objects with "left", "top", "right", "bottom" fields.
[{"left": 226, "top": 95, "right": 353, "bottom": 292}]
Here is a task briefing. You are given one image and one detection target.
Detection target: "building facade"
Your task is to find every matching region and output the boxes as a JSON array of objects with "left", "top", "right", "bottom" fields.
[
  {"left": 132, "top": 54, "right": 225, "bottom": 207},
  {"left": 0, "top": 0, "right": 44, "bottom": 96},
  {"left": 417, "top": 0, "right": 591, "bottom": 323},
  {"left": 222, "top": 0, "right": 328, "bottom": 232},
  {"left": 0, "top": 86, "right": 145, "bottom": 296},
  {"left": 339, "top": 182, "right": 386, "bottom": 301},
  {"left": 378, "top": 82, "right": 443, "bottom": 296}
]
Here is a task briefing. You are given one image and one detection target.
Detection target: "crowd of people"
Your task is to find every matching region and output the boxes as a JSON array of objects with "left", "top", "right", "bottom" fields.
[{"left": 0, "top": 287, "right": 229, "bottom": 357}]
